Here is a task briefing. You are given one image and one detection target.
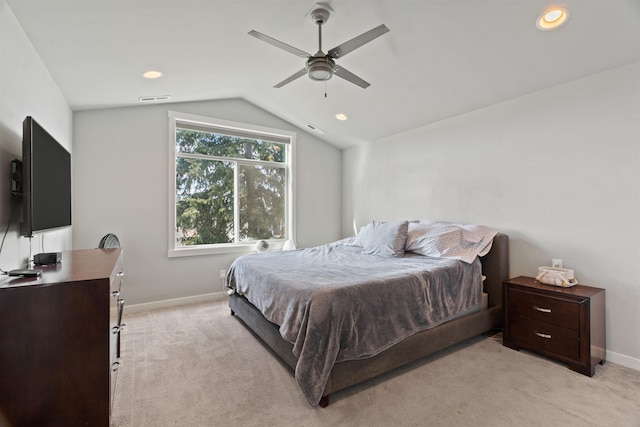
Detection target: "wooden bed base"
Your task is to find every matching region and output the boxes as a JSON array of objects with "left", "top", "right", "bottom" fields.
[{"left": 229, "top": 233, "right": 509, "bottom": 407}]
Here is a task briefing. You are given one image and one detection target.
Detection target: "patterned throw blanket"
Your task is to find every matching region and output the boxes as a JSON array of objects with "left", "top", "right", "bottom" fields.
[{"left": 227, "top": 240, "right": 482, "bottom": 405}]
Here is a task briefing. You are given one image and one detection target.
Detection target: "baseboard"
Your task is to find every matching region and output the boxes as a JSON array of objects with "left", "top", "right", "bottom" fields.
[
  {"left": 606, "top": 349, "right": 640, "bottom": 371},
  {"left": 125, "top": 292, "right": 226, "bottom": 314}
]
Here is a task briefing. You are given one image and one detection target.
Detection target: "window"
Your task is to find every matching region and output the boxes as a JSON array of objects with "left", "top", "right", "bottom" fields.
[{"left": 168, "top": 111, "right": 295, "bottom": 257}]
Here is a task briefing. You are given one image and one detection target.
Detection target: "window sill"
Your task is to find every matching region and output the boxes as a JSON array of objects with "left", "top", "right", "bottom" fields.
[{"left": 168, "top": 241, "right": 286, "bottom": 258}]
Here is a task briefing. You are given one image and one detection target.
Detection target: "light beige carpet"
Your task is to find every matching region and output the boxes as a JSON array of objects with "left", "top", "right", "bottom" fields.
[{"left": 111, "top": 300, "right": 640, "bottom": 427}]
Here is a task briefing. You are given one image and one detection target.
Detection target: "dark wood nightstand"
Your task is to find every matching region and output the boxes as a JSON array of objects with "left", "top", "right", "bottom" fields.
[{"left": 503, "top": 276, "right": 605, "bottom": 376}]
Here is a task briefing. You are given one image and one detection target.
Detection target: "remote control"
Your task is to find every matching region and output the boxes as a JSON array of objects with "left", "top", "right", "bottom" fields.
[{"left": 8, "top": 269, "right": 42, "bottom": 277}]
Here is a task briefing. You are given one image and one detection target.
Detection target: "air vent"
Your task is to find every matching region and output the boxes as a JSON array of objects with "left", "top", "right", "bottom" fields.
[
  {"left": 139, "top": 95, "right": 171, "bottom": 102},
  {"left": 305, "top": 123, "right": 325, "bottom": 134}
]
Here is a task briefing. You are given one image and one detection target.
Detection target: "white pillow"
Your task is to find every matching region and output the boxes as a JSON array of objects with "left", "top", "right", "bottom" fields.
[
  {"left": 358, "top": 220, "right": 409, "bottom": 257},
  {"left": 405, "top": 220, "right": 497, "bottom": 263},
  {"left": 352, "top": 222, "right": 374, "bottom": 247}
]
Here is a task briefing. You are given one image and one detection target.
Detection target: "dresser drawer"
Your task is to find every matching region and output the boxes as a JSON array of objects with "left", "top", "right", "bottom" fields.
[
  {"left": 509, "top": 316, "right": 580, "bottom": 361},
  {"left": 508, "top": 288, "right": 580, "bottom": 330}
]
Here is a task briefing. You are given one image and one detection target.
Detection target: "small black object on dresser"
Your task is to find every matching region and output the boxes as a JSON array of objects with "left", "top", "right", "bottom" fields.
[
  {"left": 503, "top": 276, "right": 605, "bottom": 376},
  {"left": 34, "top": 251, "right": 62, "bottom": 265}
]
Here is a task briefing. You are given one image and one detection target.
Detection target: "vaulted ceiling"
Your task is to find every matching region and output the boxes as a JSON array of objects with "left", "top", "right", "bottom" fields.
[{"left": 7, "top": 0, "right": 640, "bottom": 148}]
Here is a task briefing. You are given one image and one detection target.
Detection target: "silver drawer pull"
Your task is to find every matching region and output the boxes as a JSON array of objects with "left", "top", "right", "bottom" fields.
[
  {"left": 111, "top": 290, "right": 120, "bottom": 298},
  {"left": 534, "top": 331, "right": 552, "bottom": 339},
  {"left": 112, "top": 361, "right": 120, "bottom": 372},
  {"left": 117, "top": 272, "right": 124, "bottom": 277},
  {"left": 533, "top": 305, "right": 551, "bottom": 313}
]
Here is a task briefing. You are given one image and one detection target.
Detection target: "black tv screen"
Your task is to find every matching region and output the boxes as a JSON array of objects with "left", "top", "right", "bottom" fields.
[{"left": 21, "top": 116, "right": 72, "bottom": 236}]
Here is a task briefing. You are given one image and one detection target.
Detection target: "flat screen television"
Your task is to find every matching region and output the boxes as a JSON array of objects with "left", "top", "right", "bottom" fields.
[{"left": 20, "top": 116, "right": 72, "bottom": 237}]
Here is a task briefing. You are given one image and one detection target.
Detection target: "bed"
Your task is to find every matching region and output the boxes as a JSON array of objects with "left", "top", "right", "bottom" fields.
[{"left": 226, "top": 220, "right": 509, "bottom": 407}]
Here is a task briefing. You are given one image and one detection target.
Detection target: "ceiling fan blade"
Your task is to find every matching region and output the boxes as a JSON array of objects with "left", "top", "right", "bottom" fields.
[
  {"left": 248, "top": 30, "right": 311, "bottom": 58},
  {"left": 274, "top": 69, "right": 308, "bottom": 88},
  {"left": 328, "top": 24, "right": 390, "bottom": 59},
  {"left": 333, "top": 66, "right": 370, "bottom": 89}
]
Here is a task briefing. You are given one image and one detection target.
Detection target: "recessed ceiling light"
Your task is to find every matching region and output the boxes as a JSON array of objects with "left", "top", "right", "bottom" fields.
[
  {"left": 142, "top": 70, "right": 163, "bottom": 79},
  {"left": 537, "top": 8, "right": 570, "bottom": 30},
  {"left": 335, "top": 113, "right": 348, "bottom": 121}
]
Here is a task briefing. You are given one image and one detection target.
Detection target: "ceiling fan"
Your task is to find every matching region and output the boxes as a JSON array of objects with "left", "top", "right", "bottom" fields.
[{"left": 248, "top": 2, "right": 389, "bottom": 89}]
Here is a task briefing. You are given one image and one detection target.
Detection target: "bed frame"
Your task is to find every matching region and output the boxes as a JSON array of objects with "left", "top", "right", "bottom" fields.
[{"left": 229, "top": 233, "right": 509, "bottom": 407}]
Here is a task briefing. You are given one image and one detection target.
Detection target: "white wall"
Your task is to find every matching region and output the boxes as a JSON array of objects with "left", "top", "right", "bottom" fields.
[
  {"left": 72, "top": 99, "right": 342, "bottom": 307},
  {"left": 343, "top": 62, "right": 640, "bottom": 370},
  {"left": 0, "top": 0, "right": 72, "bottom": 272}
]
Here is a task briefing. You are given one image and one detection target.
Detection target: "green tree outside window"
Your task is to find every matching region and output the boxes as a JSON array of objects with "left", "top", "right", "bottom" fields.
[{"left": 175, "top": 128, "right": 288, "bottom": 247}]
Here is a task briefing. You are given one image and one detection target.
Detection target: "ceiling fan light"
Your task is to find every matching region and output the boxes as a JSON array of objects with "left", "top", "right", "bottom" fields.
[
  {"left": 307, "top": 56, "right": 335, "bottom": 81},
  {"left": 309, "top": 68, "right": 333, "bottom": 81}
]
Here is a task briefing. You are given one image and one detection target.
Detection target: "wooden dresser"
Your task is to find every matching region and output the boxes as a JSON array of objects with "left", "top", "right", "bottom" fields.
[
  {"left": 503, "top": 276, "right": 605, "bottom": 376},
  {"left": 0, "top": 248, "right": 124, "bottom": 426}
]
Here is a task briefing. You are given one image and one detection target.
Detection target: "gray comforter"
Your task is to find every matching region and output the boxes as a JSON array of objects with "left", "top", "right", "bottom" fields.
[{"left": 226, "top": 240, "right": 483, "bottom": 405}]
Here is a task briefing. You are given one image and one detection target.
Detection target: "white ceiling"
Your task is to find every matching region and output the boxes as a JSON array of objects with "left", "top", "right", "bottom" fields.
[{"left": 7, "top": 0, "right": 640, "bottom": 149}]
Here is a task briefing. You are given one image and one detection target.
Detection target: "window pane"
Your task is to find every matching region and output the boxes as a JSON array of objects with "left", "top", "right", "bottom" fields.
[
  {"left": 238, "top": 164, "right": 286, "bottom": 241},
  {"left": 176, "top": 129, "right": 286, "bottom": 163},
  {"left": 250, "top": 139, "right": 287, "bottom": 163},
  {"left": 175, "top": 157, "right": 234, "bottom": 246}
]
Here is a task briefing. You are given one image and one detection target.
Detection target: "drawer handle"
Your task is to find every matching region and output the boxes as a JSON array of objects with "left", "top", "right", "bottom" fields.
[
  {"left": 112, "top": 361, "right": 120, "bottom": 372},
  {"left": 533, "top": 305, "right": 551, "bottom": 313},
  {"left": 117, "top": 272, "right": 124, "bottom": 278},
  {"left": 111, "top": 290, "right": 120, "bottom": 298},
  {"left": 534, "top": 331, "right": 552, "bottom": 339}
]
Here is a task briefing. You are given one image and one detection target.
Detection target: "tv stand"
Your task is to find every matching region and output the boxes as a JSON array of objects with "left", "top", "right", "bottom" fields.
[{"left": 0, "top": 248, "right": 124, "bottom": 426}]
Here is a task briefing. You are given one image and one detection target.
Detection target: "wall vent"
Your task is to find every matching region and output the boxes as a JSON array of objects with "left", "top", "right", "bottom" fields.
[
  {"left": 139, "top": 95, "right": 171, "bottom": 102},
  {"left": 305, "top": 123, "right": 325, "bottom": 134}
]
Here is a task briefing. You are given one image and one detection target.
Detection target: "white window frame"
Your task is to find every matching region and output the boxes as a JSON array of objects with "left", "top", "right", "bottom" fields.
[{"left": 167, "top": 111, "right": 296, "bottom": 257}]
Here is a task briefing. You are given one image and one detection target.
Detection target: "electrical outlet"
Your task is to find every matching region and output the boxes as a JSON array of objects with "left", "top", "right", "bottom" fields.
[
  {"left": 552, "top": 259, "right": 562, "bottom": 268},
  {"left": 219, "top": 269, "right": 226, "bottom": 279}
]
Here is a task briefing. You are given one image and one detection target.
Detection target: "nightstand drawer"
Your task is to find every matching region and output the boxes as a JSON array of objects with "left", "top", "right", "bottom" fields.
[
  {"left": 509, "top": 316, "right": 580, "bottom": 361},
  {"left": 508, "top": 288, "right": 580, "bottom": 330}
]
